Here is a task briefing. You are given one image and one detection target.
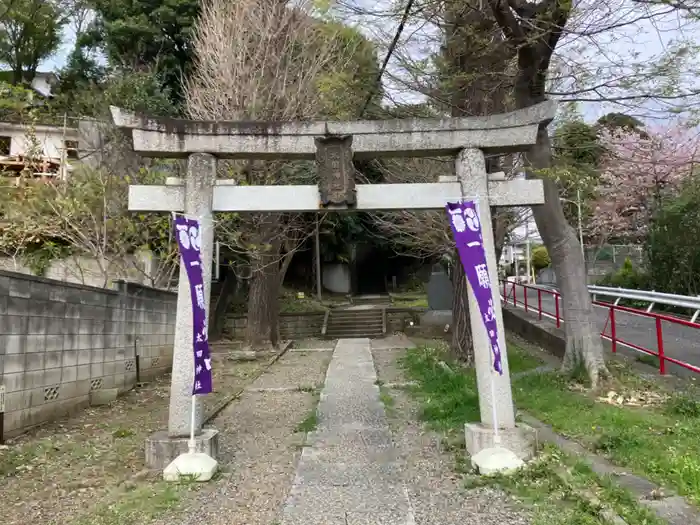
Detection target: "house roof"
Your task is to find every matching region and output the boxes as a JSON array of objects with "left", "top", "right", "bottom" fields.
[{"left": 0, "top": 71, "right": 59, "bottom": 97}]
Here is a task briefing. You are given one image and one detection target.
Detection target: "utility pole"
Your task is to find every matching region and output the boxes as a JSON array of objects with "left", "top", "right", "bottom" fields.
[
  {"left": 315, "top": 216, "right": 322, "bottom": 301},
  {"left": 525, "top": 217, "right": 531, "bottom": 283}
]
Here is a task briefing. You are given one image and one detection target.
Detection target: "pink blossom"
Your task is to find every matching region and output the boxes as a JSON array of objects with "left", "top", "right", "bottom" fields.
[{"left": 589, "top": 124, "right": 700, "bottom": 243}]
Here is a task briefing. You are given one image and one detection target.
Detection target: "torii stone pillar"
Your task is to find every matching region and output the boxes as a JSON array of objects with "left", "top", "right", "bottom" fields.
[
  {"left": 144, "top": 153, "right": 219, "bottom": 469},
  {"left": 168, "top": 153, "right": 217, "bottom": 436},
  {"left": 457, "top": 148, "right": 516, "bottom": 429}
]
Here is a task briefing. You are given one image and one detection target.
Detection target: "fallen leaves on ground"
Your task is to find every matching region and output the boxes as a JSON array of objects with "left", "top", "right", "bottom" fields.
[{"left": 0, "top": 352, "right": 269, "bottom": 525}]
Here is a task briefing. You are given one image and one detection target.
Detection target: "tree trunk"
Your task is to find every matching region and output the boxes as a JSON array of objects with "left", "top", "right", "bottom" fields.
[
  {"left": 267, "top": 268, "right": 281, "bottom": 348},
  {"left": 451, "top": 250, "right": 473, "bottom": 364},
  {"left": 278, "top": 249, "right": 295, "bottom": 292},
  {"left": 210, "top": 266, "right": 241, "bottom": 341},
  {"left": 441, "top": 1, "right": 510, "bottom": 360},
  {"left": 492, "top": 213, "right": 509, "bottom": 265},
  {"left": 525, "top": 125, "right": 609, "bottom": 385},
  {"left": 245, "top": 269, "right": 273, "bottom": 349}
]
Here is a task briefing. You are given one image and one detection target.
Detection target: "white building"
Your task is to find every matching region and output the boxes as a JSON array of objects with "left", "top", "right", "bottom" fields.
[
  {"left": 0, "top": 121, "right": 79, "bottom": 160},
  {"left": 26, "top": 72, "right": 59, "bottom": 97}
]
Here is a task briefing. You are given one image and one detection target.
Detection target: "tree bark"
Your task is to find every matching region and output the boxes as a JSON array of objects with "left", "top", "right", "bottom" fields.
[
  {"left": 442, "top": 1, "right": 510, "bottom": 361},
  {"left": 492, "top": 213, "right": 509, "bottom": 265},
  {"left": 483, "top": 0, "right": 609, "bottom": 386},
  {"left": 451, "top": 251, "right": 474, "bottom": 364},
  {"left": 525, "top": 125, "right": 609, "bottom": 385},
  {"left": 210, "top": 266, "right": 238, "bottom": 341},
  {"left": 245, "top": 269, "right": 273, "bottom": 349}
]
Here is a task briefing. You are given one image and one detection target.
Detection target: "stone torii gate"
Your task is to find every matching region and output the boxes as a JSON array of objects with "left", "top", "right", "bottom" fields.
[{"left": 111, "top": 101, "right": 556, "bottom": 470}]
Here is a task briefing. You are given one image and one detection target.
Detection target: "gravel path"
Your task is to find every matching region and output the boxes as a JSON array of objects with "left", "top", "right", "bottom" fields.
[
  {"left": 155, "top": 342, "right": 333, "bottom": 525},
  {"left": 371, "top": 339, "right": 531, "bottom": 525}
]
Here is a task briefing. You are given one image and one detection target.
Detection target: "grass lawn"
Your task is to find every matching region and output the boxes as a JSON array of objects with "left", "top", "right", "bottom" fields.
[
  {"left": 514, "top": 368, "right": 700, "bottom": 506},
  {"left": 390, "top": 291, "right": 429, "bottom": 308},
  {"left": 401, "top": 340, "right": 685, "bottom": 524}
]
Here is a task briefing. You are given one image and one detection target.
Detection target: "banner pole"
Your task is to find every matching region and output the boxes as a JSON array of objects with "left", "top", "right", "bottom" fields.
[
  {"left": 490, "top": 372, "right": 500, "bottom": 445},
  {"left": 188, "top": 394, "right": 196, "bottom": 454}
]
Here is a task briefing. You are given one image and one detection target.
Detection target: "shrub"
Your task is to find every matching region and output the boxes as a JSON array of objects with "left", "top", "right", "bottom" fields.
[
  {"left": 531, "top": 245, "right": 551, "bottom": 270},
  {"left": 597, "top": 257, "right": 649, "bottom": 290}
]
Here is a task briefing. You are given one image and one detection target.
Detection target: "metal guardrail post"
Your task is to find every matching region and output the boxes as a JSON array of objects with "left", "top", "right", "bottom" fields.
[
  {"left": 524, "top": 287, "right": 528, "bottom": 313},
  {"left": 537, "top": 289, "right": 542, "bottom": 320},
  {"left": 555, "top": 295, "right": 560, "bottom": 328},
  {"left": 609, "top": 307, "right": 617, "bottom": 353},
  {"left": 656, "top": 317, "right": 666, "bottom": 375}
]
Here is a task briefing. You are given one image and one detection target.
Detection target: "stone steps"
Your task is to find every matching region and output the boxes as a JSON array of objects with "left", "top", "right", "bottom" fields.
[
  {"left": 351, "top": 294, "right": 391, "bottom": 306},
  {"left": 326, "top": 309, "right": 385, "bottom": 339}
]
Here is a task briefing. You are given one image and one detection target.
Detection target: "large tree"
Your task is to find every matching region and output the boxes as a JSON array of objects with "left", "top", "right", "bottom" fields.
[
  {"left": 481, "top": 1, "right": 700, "bottom": 384},
  {"left": 186, "top": 0, "right": 381, "bottom": 349},
  {"left": 0, "top": 0, "right": 64, "bottom": 84},
  {"left": 84, "top": 0, "right": 200, "bottom": 107},
  {"left": 590, "top": 123, "right": 699, "bottom": 243}
]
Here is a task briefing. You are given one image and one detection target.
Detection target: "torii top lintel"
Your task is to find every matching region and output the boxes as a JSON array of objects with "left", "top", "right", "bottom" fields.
[{"left": 110, "top": 101, "right": 556, "bottom": 160}]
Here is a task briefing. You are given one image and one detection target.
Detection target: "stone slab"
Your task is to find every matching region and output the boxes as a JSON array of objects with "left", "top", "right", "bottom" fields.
[
  {"left": 112, "top": 101, "right": 556, "bottom": 159},
  {"left": 427, "top": 266, "right": 453, "bottom": 310},
  {"left": 282, "top": 484, "right": 411, "bottom": 525},
  {"left": 279, "top": 338, "right": 412, "bottom": 525},
  {"left": 145, "top": 428, "right": 219, "bottom": 470},
  {"left": 293, "top": 447, "right": 401, "bottom": 487},
  {"left": 420, "top": 310, "right": 453, "bottom": 327},
  {"left": 88, "top": 388, "right": 118, "bottom": 406},
  {"left": 465, "top": 422, "right": 538, "bottom": 461},
  {"left": 128, "top": 179, "right": 545, "bottom": 212}
]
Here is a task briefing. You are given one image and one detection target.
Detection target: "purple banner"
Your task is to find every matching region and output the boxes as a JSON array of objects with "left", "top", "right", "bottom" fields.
[
  {"left": 174, "top": 215, "right": 213, "bottom": 395},
  {"left": 446, "top": 200, "right": 503, "bottom": 375}
]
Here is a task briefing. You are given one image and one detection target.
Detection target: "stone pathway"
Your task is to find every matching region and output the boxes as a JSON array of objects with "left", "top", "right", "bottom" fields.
[
  {"left": 280, "top": 338, "right": 413, "bottom": 524},
  {"left": 152, "top": 337, "right": 528, "bottom": 525},
  {"left": 280, "top": 337, "right": 529, "bottom": 525}
]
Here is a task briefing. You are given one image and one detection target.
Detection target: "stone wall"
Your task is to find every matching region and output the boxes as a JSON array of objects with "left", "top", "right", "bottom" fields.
[
  {"left": 227, "top": 313, "right": 325, "bottom": 340},
  {"left": 226, "top": 308, "right": 423, "bottom": 340},
  {"left": 0, "top": 250, "right": 169, "bottom": 289},
  {"left": 387, "top": 308, "right": 424, "bottom": 332},
  {"left": 0, "top": 271, "right": 176, "bottom": 437}
]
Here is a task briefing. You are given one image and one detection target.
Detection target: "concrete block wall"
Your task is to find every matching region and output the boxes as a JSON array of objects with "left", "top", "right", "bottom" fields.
[{"left": 0, "top": 271, "right": 176, "bottom": 436}]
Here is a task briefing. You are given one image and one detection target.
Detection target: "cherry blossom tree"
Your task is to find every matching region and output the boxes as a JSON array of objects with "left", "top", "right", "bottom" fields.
[{"left": 590, "top": 125, "right": 700, "bottom": 243}]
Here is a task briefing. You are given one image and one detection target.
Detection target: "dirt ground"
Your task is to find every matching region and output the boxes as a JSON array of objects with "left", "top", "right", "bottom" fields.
[
  {"left": 152, "top": 345, "right": 334, "bottom": 525},
  {"left": 0, "top": 347, "right": 279, "bottom": 525}
]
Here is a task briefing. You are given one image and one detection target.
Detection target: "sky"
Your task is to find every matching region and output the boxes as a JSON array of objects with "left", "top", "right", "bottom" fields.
[{"left": 40, "top": 0, "right": 700, "bottom": 126}]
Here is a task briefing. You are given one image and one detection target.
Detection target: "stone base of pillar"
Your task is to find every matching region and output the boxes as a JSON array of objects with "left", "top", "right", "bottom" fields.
[
  {"left": 465, "top": 422, "right": 538, "bottom": 461},
  {"left": 145, "top": 428, "right": 219, "bottom": 469}
]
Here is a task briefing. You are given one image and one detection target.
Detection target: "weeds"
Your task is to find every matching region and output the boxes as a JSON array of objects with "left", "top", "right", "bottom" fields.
[
  {"left": 295, "top": 412, "right": 319, "bottom": 433},
  {"left": 514, "top": 371, "right": 700, "bottom": 505},
  {"left": 403, "top": 343, "right": 662, "bottom": 524},
  {"left": 467, "top": 446, "right": 663, "bottom": 525}
]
